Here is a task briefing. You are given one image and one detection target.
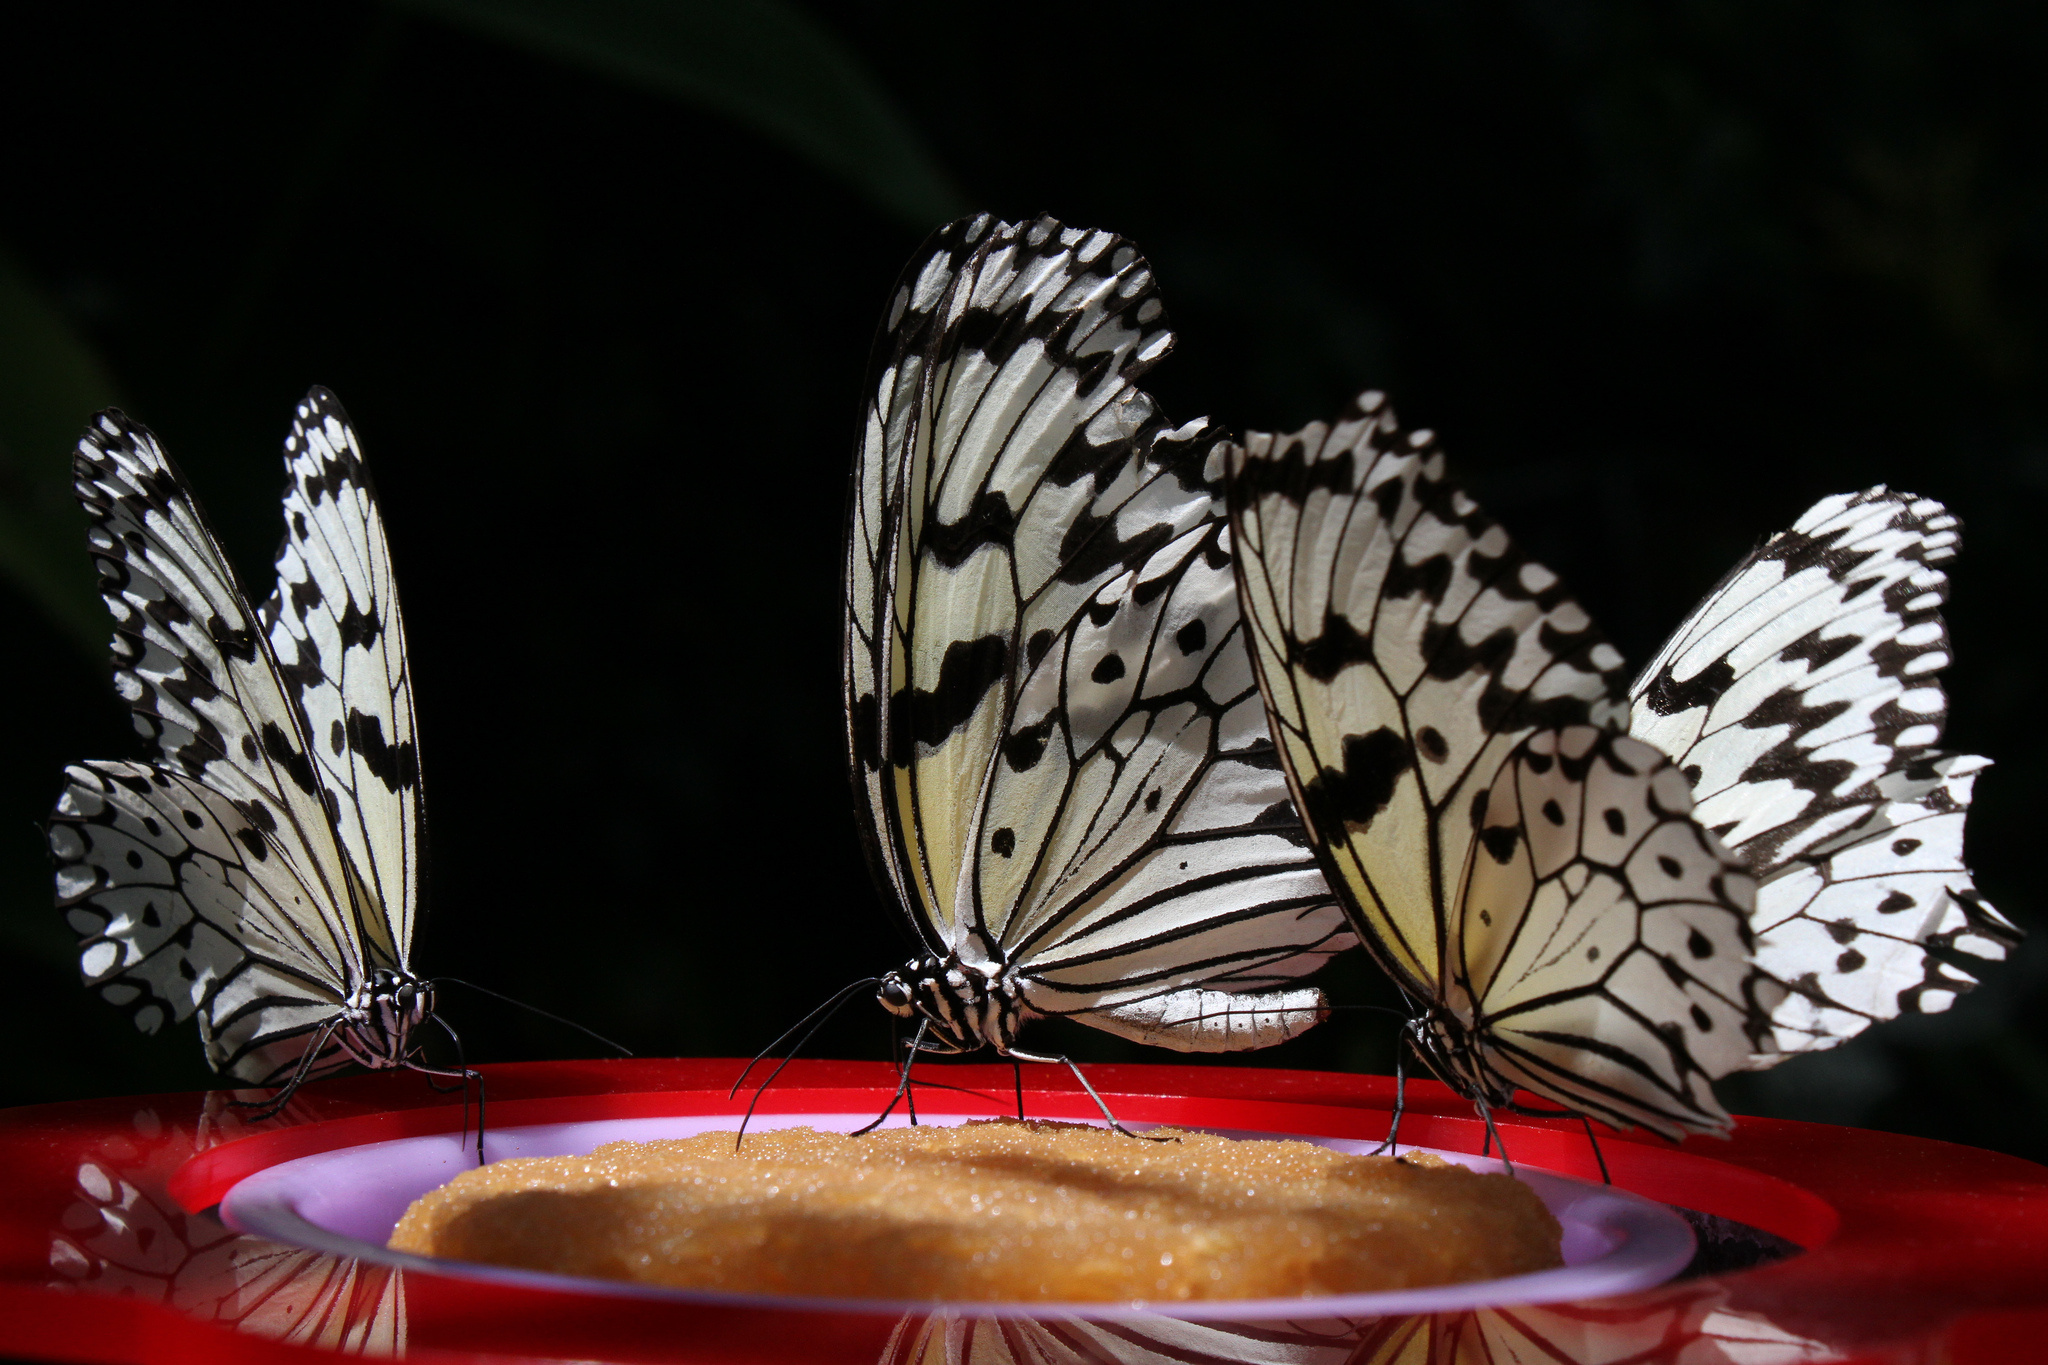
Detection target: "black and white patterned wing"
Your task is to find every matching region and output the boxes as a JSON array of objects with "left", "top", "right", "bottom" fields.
[
  {"left": 1458, "top": 728, "right": 1769, "bottom": 1139},
  {"left": 989, "top": 458, "right": 1353, "bottom": 1045},
  {"left": 260, "top": 389, "right": 421, "bottom": 968},
  {"left": 846, "top": 215, "right": 1347, "bottom": 1049},
  {"left": 51, "top": 761, "right": 360, "bottom": 1084},
  {"left": 1627, "top": 488, "right": 2018, "bottom": 1055},
  {"left": 1227, "top": 391, "right": 1630, "bottom": 1000},
  {"left": 49, "top": 410, "right": 373, "bottom": 1078}
]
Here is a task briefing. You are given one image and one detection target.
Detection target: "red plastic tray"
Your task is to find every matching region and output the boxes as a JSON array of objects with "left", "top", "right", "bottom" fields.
[{"left": 4, "top": 1057, "right": 2046, "bottom": 1364}]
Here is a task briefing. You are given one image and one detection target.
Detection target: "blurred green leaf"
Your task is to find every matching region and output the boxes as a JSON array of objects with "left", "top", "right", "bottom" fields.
[
  {"left": 390, "top": 0, "right": 969, "bottom": 228},
  {"left": 0, "top": 250, "right": 113, "bottom": 654}
]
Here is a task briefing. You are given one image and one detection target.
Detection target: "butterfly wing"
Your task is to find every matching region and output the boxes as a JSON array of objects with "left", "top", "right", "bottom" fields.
[
  {"left": 1627, "top": 488, "right": 2018, "bottom": 1056},
  {"left": 52, "top": 760, "right": 368, "bottom": 1084},
  {"left": 49, "top": 404, "right": 395, "bottom": 1080},
  {"left": 259, "top": 388, "right": 421, "bottom": 969},
  {"left": 846, "top": 215, "right": 1347, "bottom": 1046},
  {"left": 1226, "top": 391, "right": 1629, "bottom": 1002},
  {"left": 1457, "top": 728, "right": 1767, "bottom": 1138},
  {"left": 992, "top": 464, "right": 1353, "bottom": 1039}
]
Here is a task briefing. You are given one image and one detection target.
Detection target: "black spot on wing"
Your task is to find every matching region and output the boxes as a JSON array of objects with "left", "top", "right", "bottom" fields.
[
  {"left": 921, "top": 490, "right": 1017, "bottom": 571},
  {"left": 347, "top": 708, "right": 419, "bottom": 793},
  {"left": 335, "top": 598, "right": 381, "bottom": 651},
  {"left": 260, "top": 722, "right": 319, "bottom": 796},
  {"left": 1175, "top": 618, "right": 1207, "bottom": 655},
  {"left": 1002, "top": 718, "right": 1052, "bottom": 772},
  {"left": 1640, "top": 657, "right": 1736, "bottom": 718},
  {"left": 1301, "top": 727, "right": 1413, "bottom": 835},
  {"left": 888, "top": 634, "right": 1008, "bottom": 763}
]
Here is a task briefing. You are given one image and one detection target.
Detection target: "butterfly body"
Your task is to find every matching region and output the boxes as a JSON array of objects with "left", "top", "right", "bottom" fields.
[{"left": 334, "top": 969, "right": 435, "bottom": 1070}]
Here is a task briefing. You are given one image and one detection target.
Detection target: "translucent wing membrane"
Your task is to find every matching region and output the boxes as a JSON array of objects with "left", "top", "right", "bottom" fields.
[
  {"left": 1628, "top": 487, "right": 2017, "bottom": 1056},
  {"left": 1229, "top": 390, "right": 1772, "bottom": 1136},
  {"left": 846, "top": 215, "right": 1349, "bottom": 1052},
  {"left": 50, "top": 394, "right": 423, "bottom": 1091}
]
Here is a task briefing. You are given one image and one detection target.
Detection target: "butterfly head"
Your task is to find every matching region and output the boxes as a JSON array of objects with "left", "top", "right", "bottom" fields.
[
  {"left": 877, "top": 956, "right": 1023, "bottom": 1055},
  {"left": 339, "top": 969, "right": 435, "bottom": 1070}
]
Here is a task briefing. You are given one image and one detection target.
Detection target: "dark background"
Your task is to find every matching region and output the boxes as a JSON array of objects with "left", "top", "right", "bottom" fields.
[{"left": 1, "top": 2, "right": 2041, "bottom": 1160}]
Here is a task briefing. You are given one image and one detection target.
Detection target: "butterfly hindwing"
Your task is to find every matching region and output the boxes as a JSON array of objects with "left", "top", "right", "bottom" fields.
[
  {"left": 992, "top": 486, "right": 1352, "bottom": 1025},
  {"left": 1627, "top": 488, "right": 2018, "bottom": 1055},
  {"left": 50, "top": 760, "right": 357, "bottom": 1084},
  {"left": 1460, "top": 729, "right": 1763, "bottom": 1138}
]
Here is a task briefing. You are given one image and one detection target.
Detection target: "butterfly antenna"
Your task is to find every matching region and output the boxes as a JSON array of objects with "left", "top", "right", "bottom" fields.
[
  {"left": 729, "top": 977, "right": 881, "bottom": 1100},
  {"left": 1580, "top": 1115, "right": 1612, "bottom": 1186},
  {"left": 853, "top": 1018, "right": 928, "bottom": 1137},
  {"left": 433, "top": 978, "right": 633, "bottom": 1057},
  {"left": 731, "top": 982, "right": 882, "bottom": 1152},
  {"left": 234, "top": 1016, "right": 343, "bottom": 1121}
]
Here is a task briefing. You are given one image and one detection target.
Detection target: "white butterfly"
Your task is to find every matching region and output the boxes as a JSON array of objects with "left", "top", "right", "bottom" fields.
[
  {"left": 1628, "top": 487, "right": 2019, "bottom": 1058},
  {"left": 48, "top": 390, "right": 450, "bottom": 1113},
  {"left": 844, "top": 215, "right": 1354, "bottom": 1089},
  {"left": 1228, "top": 392, "right": 1778, "bottom": 1140}
]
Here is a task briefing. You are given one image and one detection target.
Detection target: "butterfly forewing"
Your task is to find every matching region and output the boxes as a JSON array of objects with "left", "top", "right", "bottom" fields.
[
  {"left": 262, "top": 389, "right": 421, "bottom": 966},
  {"left": 1228, "top": 393, "right": 1627, "bottom": 999},
  {"left": 1627, "top": 487, "right": 2018, "bottom": 1055}
]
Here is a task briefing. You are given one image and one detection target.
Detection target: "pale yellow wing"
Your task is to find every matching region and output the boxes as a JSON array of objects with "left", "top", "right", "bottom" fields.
[{"left": 1226, "top": 391, "right": 1627, "bottom": 999}]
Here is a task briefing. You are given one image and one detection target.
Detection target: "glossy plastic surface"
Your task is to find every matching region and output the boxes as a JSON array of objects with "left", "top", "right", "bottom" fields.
[{"left": 3, "top": 1057, "right": 2045, "bottom": 1365}]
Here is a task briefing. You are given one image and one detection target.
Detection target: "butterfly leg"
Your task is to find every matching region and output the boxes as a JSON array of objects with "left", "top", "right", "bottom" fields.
[
  {"left": 1371, "top": 1044, "right": 1408, "bottom": 1156},
  {"left": 1012, "top": 1058, "right": 1025, "bottom": 1121},
  {"left": 1004, "top": 1049, "right": 1173, "bottom": 1142},
  {"left": 1579, "top": 1115, "right": 1612, "bottom": 1186},
  {"left": 414, "top": 1015, "right": 485, "bottom": 1164},
  {"left": 853, "top": 1018, "right": 930, "bottom": 1136},
  {"left": 1476, "top": 1098, "right": 1514, "bottom": 1178},
  {"left": 232, "top": 1015, "right": 344, "bottom": 1121}
]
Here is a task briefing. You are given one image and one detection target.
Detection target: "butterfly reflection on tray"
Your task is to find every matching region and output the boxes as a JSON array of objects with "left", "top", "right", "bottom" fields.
[
  {"left": 1226, "top": 392, "right": 2018, "bottom": 1142},
  {"left": 840, "top": 215, "right": 1356, "bottom": 1117},
  {"left": 47, "top": 390, "right": 477, "bottom": 1133}
]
